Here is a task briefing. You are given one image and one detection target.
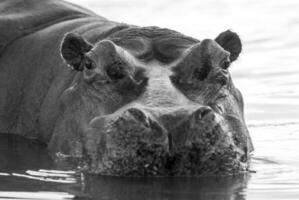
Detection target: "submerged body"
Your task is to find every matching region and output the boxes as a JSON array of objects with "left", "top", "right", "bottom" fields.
[{"left": 0, "top": 0, "right": 253, "bottom": 175}]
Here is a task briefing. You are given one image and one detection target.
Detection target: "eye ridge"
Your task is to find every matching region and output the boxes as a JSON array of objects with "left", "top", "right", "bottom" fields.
[
  {"left": 215, "top": 104, "right": 224, "bottom": 114},
  {"left": 216, "top": 93, "right": 227, "bottom": 101}
]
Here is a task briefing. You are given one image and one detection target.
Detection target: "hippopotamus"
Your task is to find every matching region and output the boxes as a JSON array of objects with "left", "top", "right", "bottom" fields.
[{"left": 0, "top": 0, "right": 253, "bottom": 176}]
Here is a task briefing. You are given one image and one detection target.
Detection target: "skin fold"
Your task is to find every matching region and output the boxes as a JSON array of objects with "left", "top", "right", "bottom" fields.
[{"left": 0, "top": 0, "right": 253, "bottom": 176}]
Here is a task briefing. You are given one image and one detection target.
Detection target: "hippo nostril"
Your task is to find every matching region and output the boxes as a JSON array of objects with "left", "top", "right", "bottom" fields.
[
  {"left": 201, "top": 108, "right": 213, "bottom": 118},
  {"left": 192, "top": 107, "right": 213, "bottom": 121},
  {"left": 126, "top": 108, "right": 150, "bottom": 127}
]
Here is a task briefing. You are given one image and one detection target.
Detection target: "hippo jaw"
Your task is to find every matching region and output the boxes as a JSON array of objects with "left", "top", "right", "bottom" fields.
[{"left": 56, "top": 28, "right": 252, "bottom": 176}]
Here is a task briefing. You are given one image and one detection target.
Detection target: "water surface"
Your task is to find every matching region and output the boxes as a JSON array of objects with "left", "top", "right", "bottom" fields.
[{"left": 1, "top": 0, "right": 299, "bottom": 199}]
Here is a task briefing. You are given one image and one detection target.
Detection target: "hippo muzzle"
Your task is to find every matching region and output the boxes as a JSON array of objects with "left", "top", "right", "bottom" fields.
[{"left": 85, "top": 104, "right": 248, "bottom": 176}]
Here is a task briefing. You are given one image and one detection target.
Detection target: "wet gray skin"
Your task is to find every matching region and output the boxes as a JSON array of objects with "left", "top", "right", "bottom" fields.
[
  {"left": 54, "top": 28, "right": 253, "bottom": 176},
  {"left": 0, "top": 0, "right": 253, "bottom": 176}
]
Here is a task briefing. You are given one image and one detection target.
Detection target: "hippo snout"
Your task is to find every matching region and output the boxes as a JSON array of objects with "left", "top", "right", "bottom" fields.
[
  {"left": 119, "top": 106, "right": 220, "bottom": 150},
  {"left": 85, "top": 106, "right": 247, "bottom": 176}
]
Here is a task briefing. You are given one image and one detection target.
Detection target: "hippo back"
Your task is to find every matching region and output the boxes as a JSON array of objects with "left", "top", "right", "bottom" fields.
[{"left": 0, "top": 0, "right": 99, "bottom": 55}]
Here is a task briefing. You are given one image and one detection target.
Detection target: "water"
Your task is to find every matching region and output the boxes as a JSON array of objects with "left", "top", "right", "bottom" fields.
[{"left": 1, "top": 0, "right": 299, "bottom": 199}]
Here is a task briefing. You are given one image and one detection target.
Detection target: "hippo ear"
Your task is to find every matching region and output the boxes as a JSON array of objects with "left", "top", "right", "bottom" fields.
[
  {"left": 60, "top": 32, "right": 93, "bottom": 71},
  {"left": 215, "top": 30, "right": 242, "bottom": 62}
]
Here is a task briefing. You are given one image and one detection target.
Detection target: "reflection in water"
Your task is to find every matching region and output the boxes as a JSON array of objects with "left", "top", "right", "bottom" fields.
[
  {"left": 0, "top": 133, "right": 249, "bottom": 200},
  {"left": 247, "top": 124, "right": 299, "bottom": 200},
  {"left": 83, "top": 175, "right": 248, "bottom": 200},
  {"left": 0, "top": 133, "right": 53, "bottom": 172},
  {"left": 0, "top": 191, "right": 74, "bottom": 200},
  {"left": 0, "top": 134, "right": 81, "bottom": 199}
]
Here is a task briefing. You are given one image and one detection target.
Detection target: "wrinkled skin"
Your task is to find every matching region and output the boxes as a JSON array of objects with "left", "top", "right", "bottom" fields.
[{"left": 0, "top": 0, "right": 253, "bottom": 176}]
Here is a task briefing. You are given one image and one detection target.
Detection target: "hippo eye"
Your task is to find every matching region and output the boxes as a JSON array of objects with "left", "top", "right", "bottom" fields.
[
  {"left": 214, "top": 104, "right": 224, "bottom": 114},
  {"left": 221, "top": 59, "right": 231, "bottom": 69},
  {"left": 217, "top": 93, "right": 227, "bottom": 100},
  {"left": 85, "top": 58, "right": 95, "bottom": 70}
]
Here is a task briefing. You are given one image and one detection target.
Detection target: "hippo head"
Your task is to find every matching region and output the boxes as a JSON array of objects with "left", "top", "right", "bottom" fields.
[{"left": 56, "top": 27, "right": 253, "bottom": 176}]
